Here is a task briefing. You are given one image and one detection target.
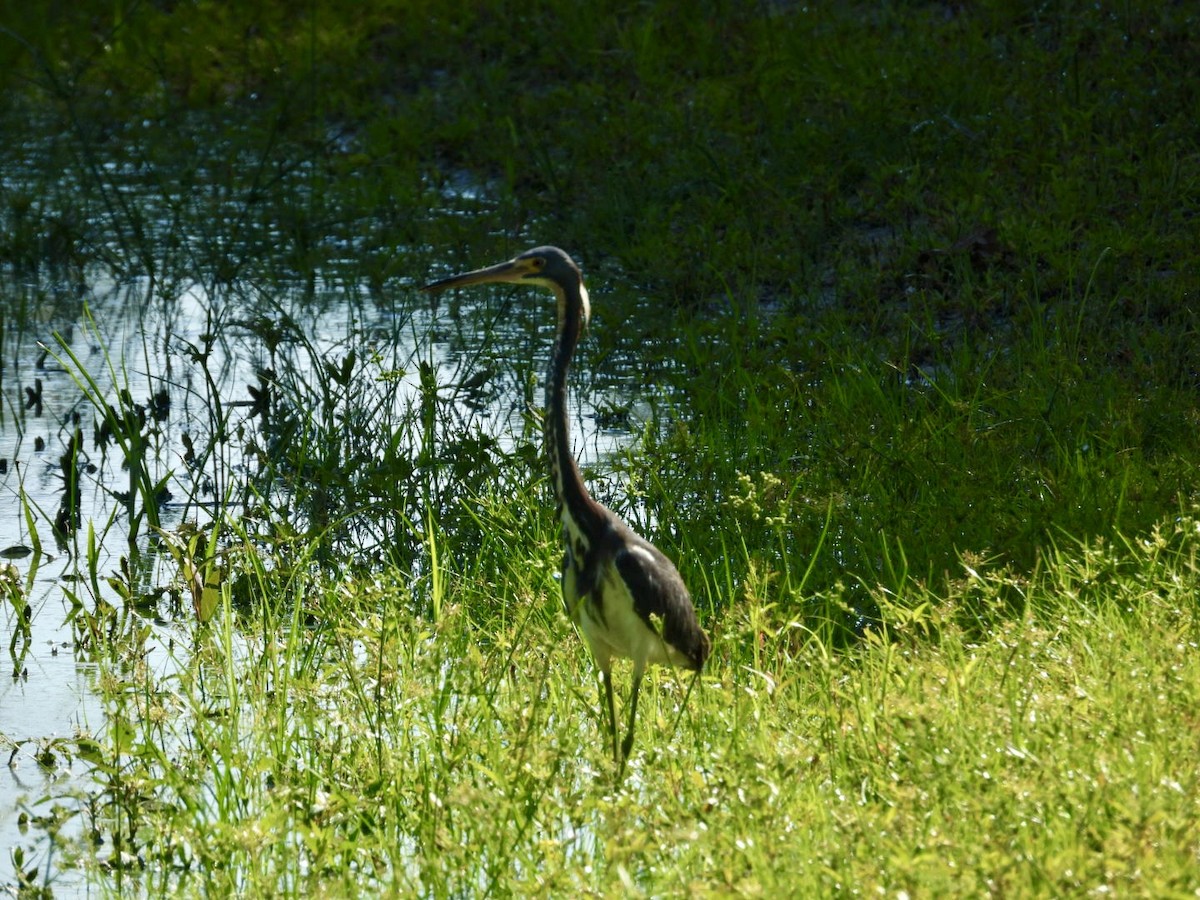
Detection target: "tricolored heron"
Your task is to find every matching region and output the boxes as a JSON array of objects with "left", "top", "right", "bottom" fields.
[{"left": 422, "top": 246, "right": 710, "bottom": 769}]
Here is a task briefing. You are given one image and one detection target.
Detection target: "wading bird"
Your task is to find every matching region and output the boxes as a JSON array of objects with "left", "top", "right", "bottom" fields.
[{"left": 422, "top": 246, "right": 710, "bottom": 769}]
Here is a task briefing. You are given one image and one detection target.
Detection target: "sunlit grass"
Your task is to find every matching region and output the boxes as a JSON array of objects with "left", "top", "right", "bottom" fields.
[
  {"left": 2, "top": 0, "right": 1199, "bottom": 895},
  {"left": 56, "top": 507, "right": 1200, "bottom": 896}
]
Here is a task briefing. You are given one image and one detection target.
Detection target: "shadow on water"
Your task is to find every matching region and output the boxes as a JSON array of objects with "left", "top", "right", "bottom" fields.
[{"left": 0, "top": 136, "right": 652, "bottom": 890}]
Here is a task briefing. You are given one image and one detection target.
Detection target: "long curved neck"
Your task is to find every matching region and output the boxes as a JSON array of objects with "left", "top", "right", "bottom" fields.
[{"left": 546, "top": 280, "right": 605, "bottom": 539}]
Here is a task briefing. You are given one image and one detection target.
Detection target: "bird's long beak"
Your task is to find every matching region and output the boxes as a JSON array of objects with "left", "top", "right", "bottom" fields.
[{"left": 421, "top": 256, "right": 539, "bottom": 293}]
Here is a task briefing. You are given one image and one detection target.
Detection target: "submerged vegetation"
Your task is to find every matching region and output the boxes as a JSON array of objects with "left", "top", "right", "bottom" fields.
[{"left": 1, "top": 0, "right": 1198, "bottom": 895}]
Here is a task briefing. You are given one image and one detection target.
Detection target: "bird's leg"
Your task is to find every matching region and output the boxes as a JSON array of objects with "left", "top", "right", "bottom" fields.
[
  {"left": 620, "top": 660, "right": 646, "bottom": 765},
  {"left": 601, "top": 668, "right": 619, "bottom": 762},
  {"left": 667, "top": 667, "right": 703, "bottom": 746}
]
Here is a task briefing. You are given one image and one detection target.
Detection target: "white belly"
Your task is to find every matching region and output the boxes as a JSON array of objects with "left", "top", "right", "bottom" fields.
[{"left": 576, "top": 564, "right": 682, "bottom": 670}]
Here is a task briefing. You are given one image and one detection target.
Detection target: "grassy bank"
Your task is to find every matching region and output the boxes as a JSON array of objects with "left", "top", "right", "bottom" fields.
[
  {"left": 2, "top": 0, "right": 1195, "bottom": 589},
  {"left": 1, "top": 0, "right": 1198, "bottom": 895},
  {"left": 51, "top": 507, "right": 1200, "bottom": 896}
]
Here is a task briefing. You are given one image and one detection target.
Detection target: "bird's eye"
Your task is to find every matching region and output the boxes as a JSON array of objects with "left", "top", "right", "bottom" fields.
[{"left": 531, "top": 257, "right": 545, "bottom": 269}]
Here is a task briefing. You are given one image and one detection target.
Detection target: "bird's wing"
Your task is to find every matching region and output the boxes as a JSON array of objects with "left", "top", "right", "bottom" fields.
[
  {"left": 614, "top": 545, "right": 696, "bottom": 627},
  {"left": 614, "top": 547, "right": 691, "bottom": 628},
  {"left": 613, "top": 540, "right": 709, "bottom": 671}
]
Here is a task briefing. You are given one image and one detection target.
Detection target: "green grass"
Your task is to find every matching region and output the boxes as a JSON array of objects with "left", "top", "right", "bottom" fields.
[
  {"left": 1, "top": 0, "right": 1199, "bottom": 894},
  {"left": 48, "top": 505, "right": 1200, "bottom": 896}
]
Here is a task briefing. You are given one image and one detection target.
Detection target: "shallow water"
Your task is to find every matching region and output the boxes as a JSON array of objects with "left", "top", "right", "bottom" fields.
[
  {"left": 0, "top": 256, "right": 647, "bottom": 891},
  {"left": 0, "top": 105, "right": 684, "bottom": 887}
]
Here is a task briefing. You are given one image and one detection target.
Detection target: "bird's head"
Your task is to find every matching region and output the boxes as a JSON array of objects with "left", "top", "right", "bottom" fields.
[{"left": 421, "top": 246, "right": 589, "bottom": 326}]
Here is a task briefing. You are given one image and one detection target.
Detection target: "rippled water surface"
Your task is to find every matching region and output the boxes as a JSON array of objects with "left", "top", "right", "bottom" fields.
[{"left": 0, "top": 130, "right": 656, "bottom": 888}]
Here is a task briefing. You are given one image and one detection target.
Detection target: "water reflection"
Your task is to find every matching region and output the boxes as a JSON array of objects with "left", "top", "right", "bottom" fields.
[{"left": 0, "top": 242, "right": 651, "bottom": 886}]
